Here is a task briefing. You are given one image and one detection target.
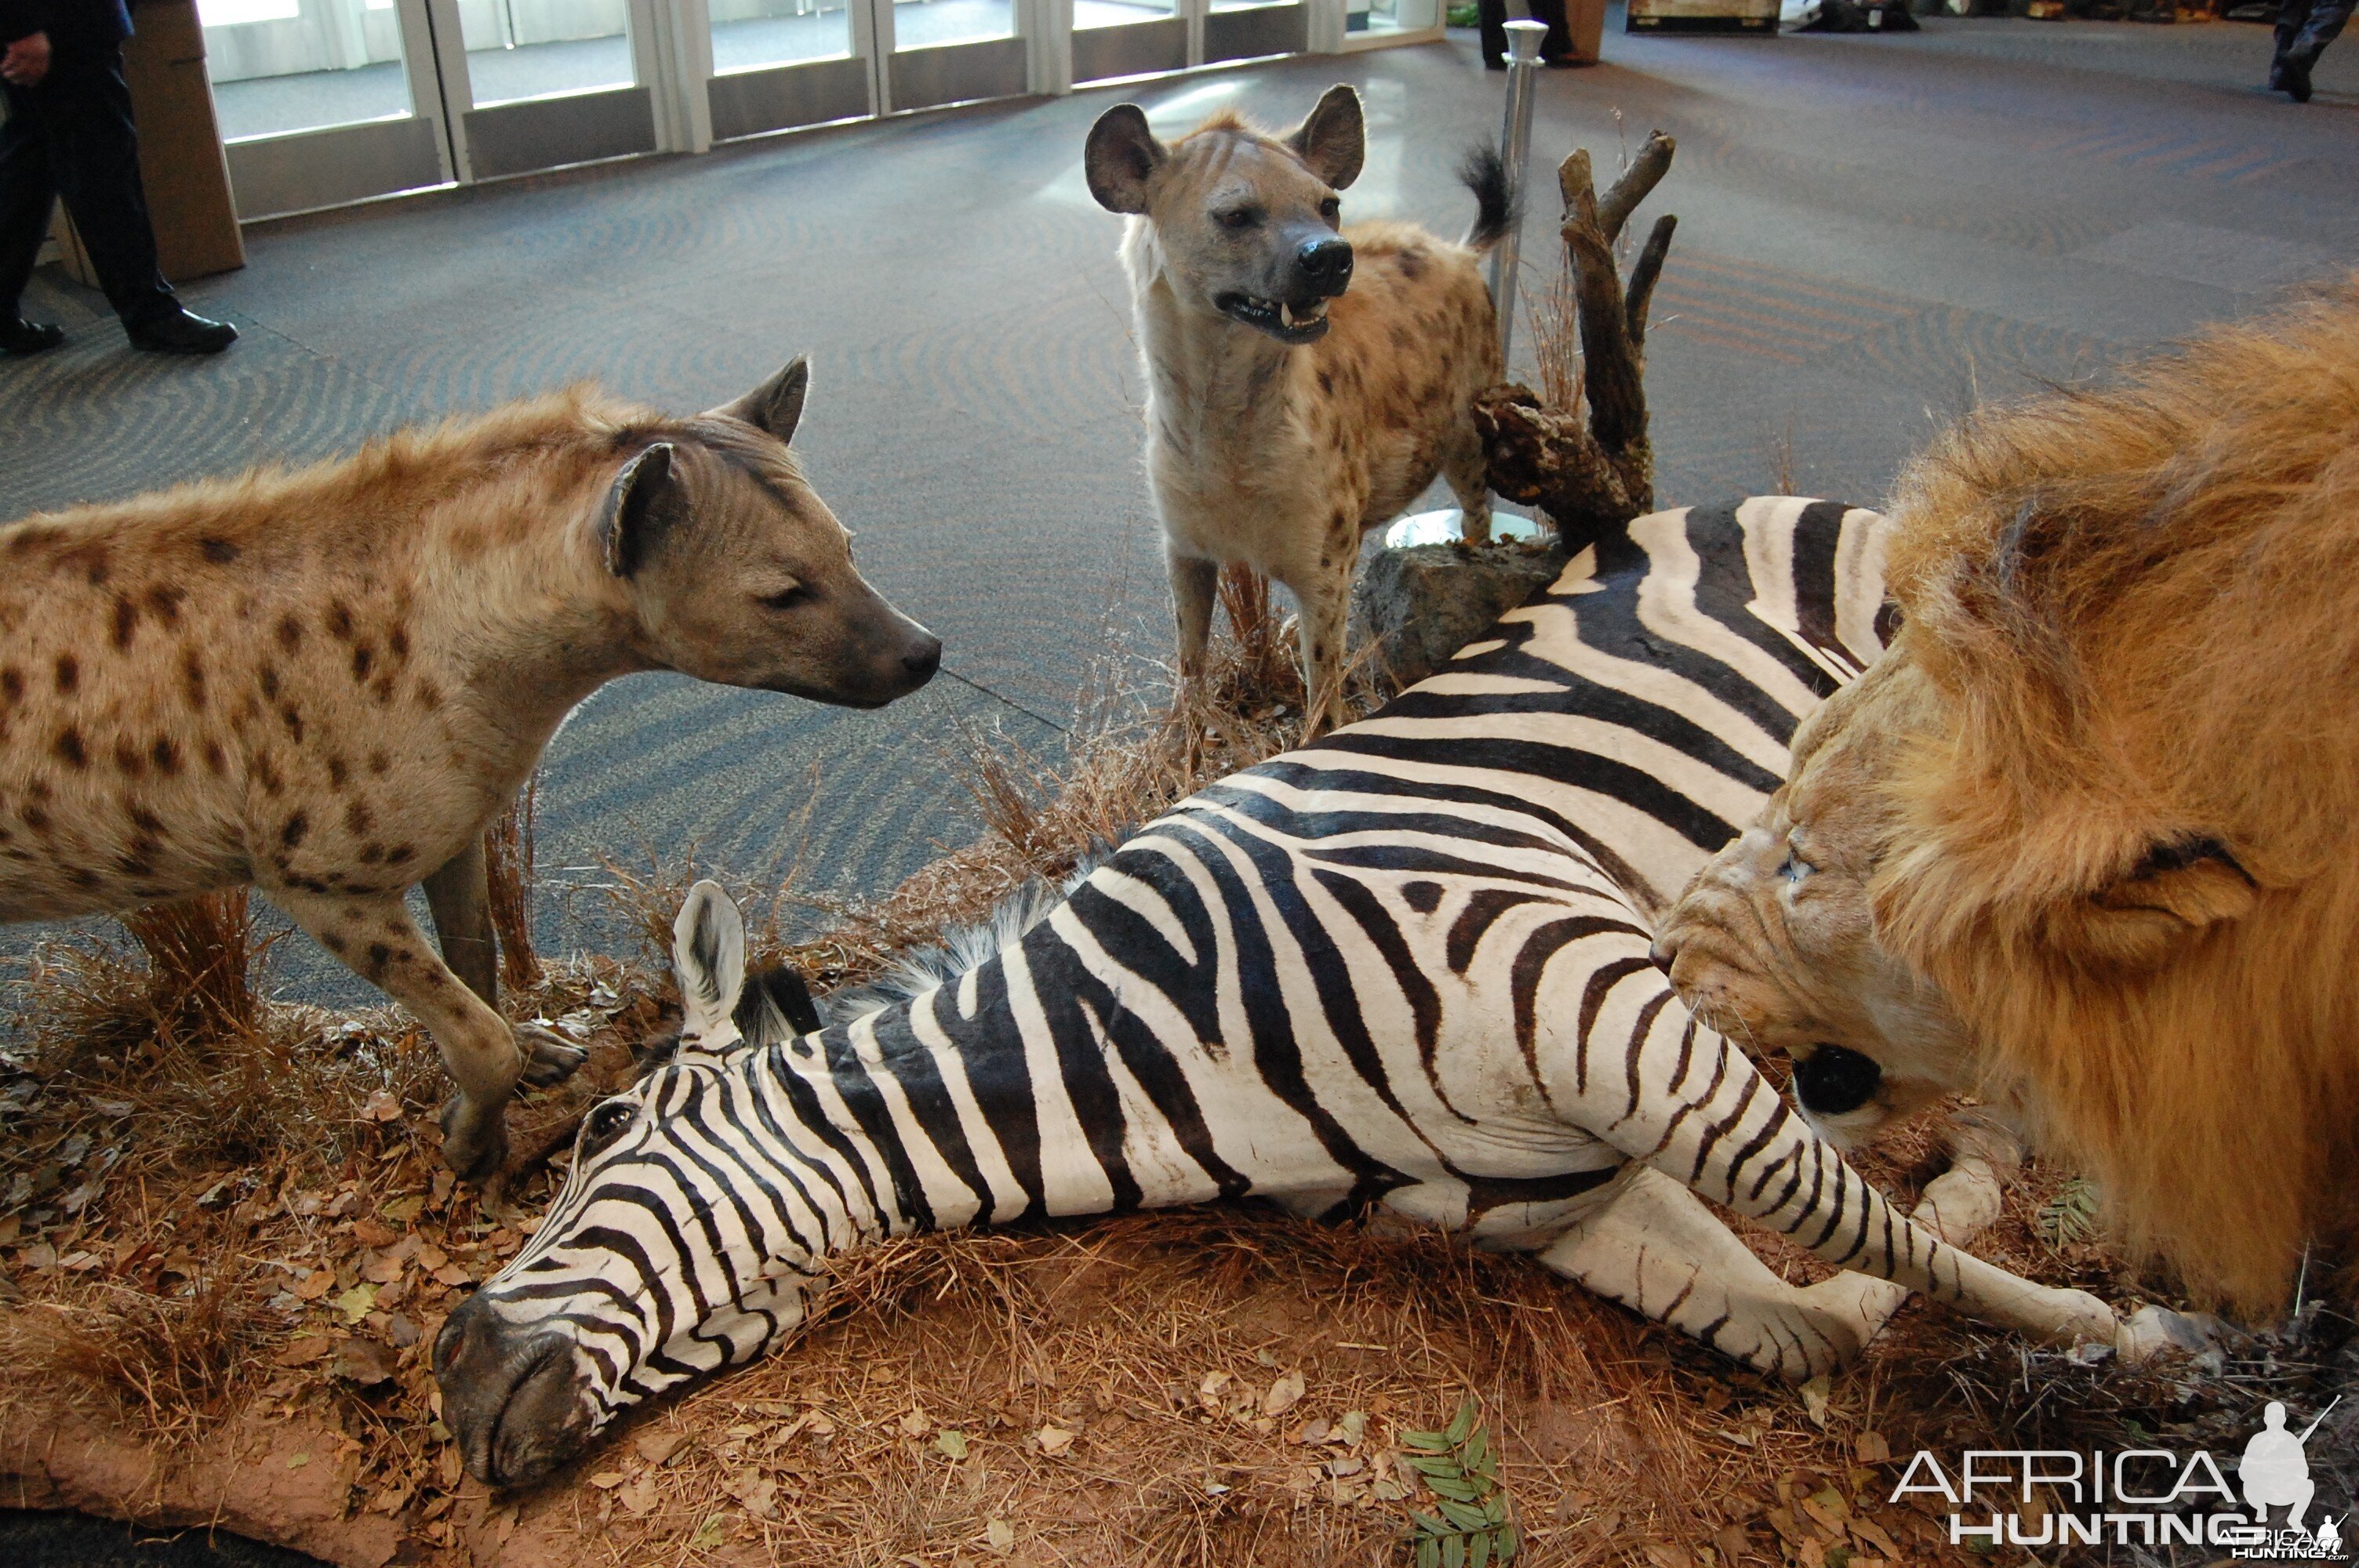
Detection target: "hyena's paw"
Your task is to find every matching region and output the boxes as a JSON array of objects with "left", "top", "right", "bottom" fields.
[
  {"left": 515, "top": 1023, "right": 590, "bottom": 1088},
  {"left": 439, "top": 1095, "right": 512, "bottom": 1185}
]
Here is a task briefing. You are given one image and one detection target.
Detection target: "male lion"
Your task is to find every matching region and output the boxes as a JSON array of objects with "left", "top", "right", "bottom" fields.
[{"left": 1655, "top": 279, "right": 2359, "bottom": 1316}]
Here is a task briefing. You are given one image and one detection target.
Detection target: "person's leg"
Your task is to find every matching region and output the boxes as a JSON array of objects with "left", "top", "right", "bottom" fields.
[
  {"left": 36, "top": 42, "right": 178, "bottom": 328},
  {"left": 1532, "top": 0, "right": 1575, "bottom": 57},
  {"left": 0, "top": 81, "right": 67, "bottom": 348},
  {"left": 1478, "top": 0, "right": 1508, "bottom": 65},
  {"left": 2292, "top": 0, "right": 2350, "bottom": 59}
]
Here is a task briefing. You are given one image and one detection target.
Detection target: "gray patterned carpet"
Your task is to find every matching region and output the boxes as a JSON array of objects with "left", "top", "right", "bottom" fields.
[{"left": 2, "top": 13, "right": 2354, "bottom": 1000}]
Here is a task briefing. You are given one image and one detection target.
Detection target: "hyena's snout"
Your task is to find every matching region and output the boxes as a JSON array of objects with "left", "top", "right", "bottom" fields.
[{"left": 1295, "top": 234, "right": 1354, "bottom": 299}]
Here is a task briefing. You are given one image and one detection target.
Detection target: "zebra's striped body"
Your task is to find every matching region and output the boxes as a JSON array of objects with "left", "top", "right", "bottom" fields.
[{"left": 436, "top": 499, "right": 2117, "bottom": 1488}]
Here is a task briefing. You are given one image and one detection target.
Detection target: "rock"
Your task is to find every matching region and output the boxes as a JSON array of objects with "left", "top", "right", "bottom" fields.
[{"left": 1349, "top": 537, "right": 1568, "bottom": 692}]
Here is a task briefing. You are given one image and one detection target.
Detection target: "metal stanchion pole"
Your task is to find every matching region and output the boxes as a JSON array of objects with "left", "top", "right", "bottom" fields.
[{"left": 1488, "top": 16, "right": 1548, "bottom": 368}]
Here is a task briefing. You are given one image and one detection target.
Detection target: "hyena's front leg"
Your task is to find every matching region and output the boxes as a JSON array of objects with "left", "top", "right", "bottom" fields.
[
  {"left": 1168, "top": 551, "right": 1219, "bottom": 687},
  {"left": 421, "top": 836, "right": 498, "bottom": 1008},
  {"left": 1536, "top": 1165, "right": 1885, "bottom": 1380},
  {"left": 1291, "top": 564, "right": 1354, "bottom": 739},
  {"left": 273, "top": 888, "right": 583, "bottom": 1181}
]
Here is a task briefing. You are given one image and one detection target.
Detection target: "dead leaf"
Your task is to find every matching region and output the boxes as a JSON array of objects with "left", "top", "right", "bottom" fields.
[
  {"left": 1292, "top": 1417, "right": 1330, "bottom": 1445},
  {"left": 725, "top": 1469, "right": 780, "bottom": 1519},
  {"left": 430, "top": 1263, "right": 471, "bottom": 1288},
  {"left": 617, "top": 1472, "right": 660, "bottom": 1517},
  {"left": 935, "top": 1429, "right": 969, "bottom": 1461},
  {"left": 985, "top": 1519, "right": 1016, "bottom": 1553},
  {"left": 333, "top": 1338, "right": 397, "bottom": 1385},
  {"left": 361, "top": 1252, "right": 404, "bottom": 1285},
  {"left": 362, "top": 1089, "right": 404, "bottom": 1123},
  {"left": 1799, "top": 1374, "right": 1831, "bottom": 1430},
  {"left": 900, "top": 1408, "right": 932, "bottom": 1439},
  {"left": 635, "top": 1429, "right": 692, "bottom": 1467},
  {"left": 1644, "top": 1546, "right": 1692, "bottom": 1568},
  {"left": 1261, "top": 1370, "right": 1306, "bottom": 1417},
  {"left": 1800, "top": 1486, "right": 1849, "bottom": 1534},
  {"left": 352, "top": 1217, "right": 398, "bottom": 1248},
  {"left": 1850, "top": 1516, "right": 1903, "bottom": 1558},
  {"left": 334, "top": 1283, "right": 378, "bottom": 1323},
  {"left": 588, "top": 1472, "right": 627, "bottom": 1490},
  {"left": 293, "top": 1269, "right": 335, "bottom": 1301},
  {"left": 1035, "top": 1425, "right": 1076, "bottom": 1457},
  {"left": 273, "top": 1335, "right": 333, "bottom": 1367},
  {"left": 1196, "top": 1370, "right": 1231, "bottom": 1410},
  {"left": 1853, "top": 1431, "right": 1890, "bottom": 1465}
]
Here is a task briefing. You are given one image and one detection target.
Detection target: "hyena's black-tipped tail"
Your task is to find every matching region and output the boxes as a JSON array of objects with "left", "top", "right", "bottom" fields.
[{"left": 1459, "top": 143, "right": 1516, "bottom": 252}]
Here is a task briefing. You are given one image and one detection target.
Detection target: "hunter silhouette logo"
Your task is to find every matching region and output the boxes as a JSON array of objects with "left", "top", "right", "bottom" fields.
[
  {"left": 2236, "top": 1398, "right": 2344, "bottom": 1560},
  {"left": 1890, "top": 1396, "right": 2346, "bottom": 1558}
]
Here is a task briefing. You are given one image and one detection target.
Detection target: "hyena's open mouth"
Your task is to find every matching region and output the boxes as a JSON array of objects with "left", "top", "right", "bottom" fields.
[{"left": 1215, "top": 292, "right": 1331, "bottom": 344}]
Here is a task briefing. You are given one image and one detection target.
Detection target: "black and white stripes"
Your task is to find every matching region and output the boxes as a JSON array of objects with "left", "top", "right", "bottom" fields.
[{"left": 437, "top": 499, "right": 2117, "bottom": 1488}]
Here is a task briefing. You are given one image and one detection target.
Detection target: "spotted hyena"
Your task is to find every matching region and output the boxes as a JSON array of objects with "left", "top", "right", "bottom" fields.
[
  {"left": 0, "top": 359, "right": 940, "bottom": 1181},
  {"left": 1085, "top": 85, "right": 1510, "bottom": 732}
]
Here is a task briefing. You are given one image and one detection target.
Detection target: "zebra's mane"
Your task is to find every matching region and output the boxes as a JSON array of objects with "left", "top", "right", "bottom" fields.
[{"left": 812, "top": 840, "right": 1126, "bottom": 1027}]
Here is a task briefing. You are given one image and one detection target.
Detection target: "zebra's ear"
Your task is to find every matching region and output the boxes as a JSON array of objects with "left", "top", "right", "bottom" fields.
[{"left": 671, "top": 880, "right": 747, "bottom": 1054}]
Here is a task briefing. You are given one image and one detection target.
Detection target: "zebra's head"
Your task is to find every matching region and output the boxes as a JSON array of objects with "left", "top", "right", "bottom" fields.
[{"left": 434, "top": 882, "right": 826, "bottom": 1487}]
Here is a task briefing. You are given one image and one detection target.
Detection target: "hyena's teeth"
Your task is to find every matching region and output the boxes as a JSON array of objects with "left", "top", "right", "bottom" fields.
[{"left": 1279, "top": 303, "right": 1296, "bottom": 328}]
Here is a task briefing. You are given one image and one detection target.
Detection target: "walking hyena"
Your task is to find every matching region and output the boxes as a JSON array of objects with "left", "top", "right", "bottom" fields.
[
  {"left": 1085, "top": 85, "right": 1510, "bottom": 733},
  {"left": 0, "top": 359, "right": 941, "bottom": 1181}
]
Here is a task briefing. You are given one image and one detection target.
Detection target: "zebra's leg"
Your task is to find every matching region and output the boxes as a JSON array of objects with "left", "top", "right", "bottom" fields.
[
  {"left": 1169, "top": 550, "right": 1219, "bottom": 688},
  {"left": 1805, "top": 1112, "right": 2027, "bottom": 1352},
  {"left": 1536, "top": 1166, "right": 1886, "bottom": 1378}
]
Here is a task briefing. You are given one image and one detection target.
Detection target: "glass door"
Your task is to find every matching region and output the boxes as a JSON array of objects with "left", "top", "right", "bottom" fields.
[
  {"left": 442, "top": 0, "right": 663, "bottom": 180},
  {"left": 1203, "top": 0, "right": 1304, "bottom": 64},
  {"left": 1071, "top": 0, "right": 1182, "bottom": 84},
  {"left": 198, "top": 0, "right": 451, "bottom": 218},
  {"left": 696, "top": 0, "right": 874, "bottom": 143},
  {"left": 878, "top": 0, "right": 1029, "bottom": 114}
]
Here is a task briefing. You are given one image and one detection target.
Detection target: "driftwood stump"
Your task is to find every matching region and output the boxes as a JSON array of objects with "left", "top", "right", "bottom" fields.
[{"left": 1475, "top": 131, "right": 1678, "bottom": 548}]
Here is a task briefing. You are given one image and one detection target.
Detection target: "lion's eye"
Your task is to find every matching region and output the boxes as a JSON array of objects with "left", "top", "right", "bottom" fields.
[
  {"left": 580, "top": 1100, "right": 637, "bottom": 1154},
  {"left": 1780, "top": 848, "right": 1816, "bottom": 885}
]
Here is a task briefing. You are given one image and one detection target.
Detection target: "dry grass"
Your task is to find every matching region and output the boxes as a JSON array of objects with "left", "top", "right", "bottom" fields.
[{"left": 2, "top": 1250, "right": 270, "bottom": 1439}]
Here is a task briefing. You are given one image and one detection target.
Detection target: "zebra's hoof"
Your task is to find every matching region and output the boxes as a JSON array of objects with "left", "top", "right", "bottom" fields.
[
  {"left": 517, "top": 1023, "right": 591, "bottom": 1088},
  {"left": 2117, "top": 1304, "right": 2225, "bottom": 1365}
]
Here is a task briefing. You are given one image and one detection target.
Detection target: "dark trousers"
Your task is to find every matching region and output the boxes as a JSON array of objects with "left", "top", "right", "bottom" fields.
[
  {"left": 2277, "top": 0, "right": 2351, "bottom": 67},
  {"left": 1478, "top": 0, "right": 1573, "bottom": 63},
  {"left": 0, "top": 40, "right": 177, "bottom": 326}
]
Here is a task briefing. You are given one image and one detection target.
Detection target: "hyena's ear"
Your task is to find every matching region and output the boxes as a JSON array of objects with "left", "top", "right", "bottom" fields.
[
  {"left": 671, "top": 880, "right": 748, "bottom": 1054},
  {"left": 1085, "top": 103, "right": 1167, "bottom": 215},
  {"left": 1288, "top": 85, "right": 1365, "bottom": 191},
  {"left": 709, "top": 356, "right": 809, "bottom": 444},
  {"left": 598, "top": 441, "right": 678, "bottom": 579}
]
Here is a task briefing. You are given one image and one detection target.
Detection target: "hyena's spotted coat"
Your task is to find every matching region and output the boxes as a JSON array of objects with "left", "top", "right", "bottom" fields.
[
  {"left": 0, "top": 360, "right": 941, "bottom": 1180},
  {"left": 1086, "top": 85, "right": 1510, "bottom": 733}
]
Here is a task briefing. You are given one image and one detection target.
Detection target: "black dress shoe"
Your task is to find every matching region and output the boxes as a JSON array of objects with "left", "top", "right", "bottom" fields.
[
  {"left": 2, "top": 318, "right": 64, "bottom": 356},
  {"left": 126, "top": 309, "right": 238, "bottom": 355},
  {"left": 2283, "top": 57, "right": 2313, "bottom": 101}
]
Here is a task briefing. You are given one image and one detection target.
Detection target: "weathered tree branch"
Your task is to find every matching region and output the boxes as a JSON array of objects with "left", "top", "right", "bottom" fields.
[{"left": 1478, "top": 131, "right": 1678, "bottom": 550}]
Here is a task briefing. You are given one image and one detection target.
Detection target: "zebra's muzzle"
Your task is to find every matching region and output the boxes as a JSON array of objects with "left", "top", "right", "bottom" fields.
[{"left": 434, "top": 1293, "right": 597, "bottom": 1489}]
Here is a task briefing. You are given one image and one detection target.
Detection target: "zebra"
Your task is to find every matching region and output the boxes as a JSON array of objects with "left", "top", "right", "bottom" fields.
[{"left": 434, "top": 497, "right": 2132, "bottom": 1490}]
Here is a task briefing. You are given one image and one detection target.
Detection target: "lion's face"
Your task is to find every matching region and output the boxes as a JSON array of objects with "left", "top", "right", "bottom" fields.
[{"left": 1653, "top": 661, "right": 1982, "bottom": 1147}]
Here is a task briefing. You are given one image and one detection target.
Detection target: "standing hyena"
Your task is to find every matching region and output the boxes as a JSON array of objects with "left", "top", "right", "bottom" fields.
[
  {"left": 1085, "top": 85, "right": 1509, "bottom": 734},
  {"left": 0, "top": 358, "right": 941, "bottom": 1181}
]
